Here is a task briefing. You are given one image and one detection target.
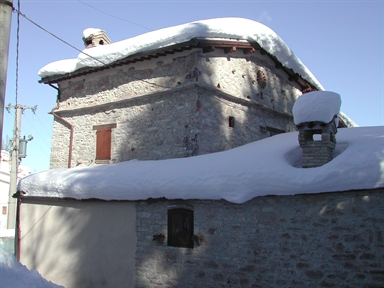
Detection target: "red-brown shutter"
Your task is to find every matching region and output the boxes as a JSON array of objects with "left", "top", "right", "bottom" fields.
[{"left": 96, "top": 129, "right": 111, "bottom": 160}]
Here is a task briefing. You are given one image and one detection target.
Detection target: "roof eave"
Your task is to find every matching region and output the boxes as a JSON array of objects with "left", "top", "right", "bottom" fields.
[{"left": 38, "top": 37, "right": 318, "bottom": 93}]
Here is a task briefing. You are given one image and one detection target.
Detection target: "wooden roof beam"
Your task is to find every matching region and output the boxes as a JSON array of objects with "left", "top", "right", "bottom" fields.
[
  {"left": 301, "top": 85, "right": 315, "bottom": 94},
  {"left": 243, "top": 47, "right": 256, "bottom": 54},
  {"left": 224, "top": 46, "right": 236, "bottom": 54}
]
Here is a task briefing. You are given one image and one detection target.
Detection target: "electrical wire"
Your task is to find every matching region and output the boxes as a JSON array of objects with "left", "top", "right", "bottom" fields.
[
  {"left": 12, "top": 8, "right": 173, "bottom": 89},
  {"left": 24, "top": 114, "right": 52, "bottom": 150},
  {"left": 76, "top": 0, "right": 151, "bottom": 31},
  {"left": 31, "top": 113, "right": 52, "bottom": 138},
  {"left": 15, "top": 0, "right": 20, "bottom": 105}
]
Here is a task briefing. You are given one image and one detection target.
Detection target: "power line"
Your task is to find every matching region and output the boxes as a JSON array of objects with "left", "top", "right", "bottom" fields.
[
  {"left": 24, "top": 114, "right": 52, "bottom": 149},
  {"left": 13, "top": 9, "right": 105, "bottom": 64},
  {"left": 76, "top": 0, "right": 151, "bottom": 31},
  {"left": 12, "top": 8, "right": 173, "bottom": 89},
  {"left": 30, "top": 113, "right": 52, "bottom": 138},
  {"left": 15, "top": 0, "right": 20, "bottom": 104}
]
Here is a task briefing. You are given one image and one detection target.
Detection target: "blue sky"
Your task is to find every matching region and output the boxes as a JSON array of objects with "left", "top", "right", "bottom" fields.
[{"left": 3, "top": 0, "right": 383, "bottom": 172}]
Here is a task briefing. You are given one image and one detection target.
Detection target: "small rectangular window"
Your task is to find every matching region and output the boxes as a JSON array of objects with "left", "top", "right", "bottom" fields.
[
  {"left": 228, "top": 116, "right": 235, "bottom": 128},
  {"left": 168, "top": 209, "right": 194, "bottom": 248}
]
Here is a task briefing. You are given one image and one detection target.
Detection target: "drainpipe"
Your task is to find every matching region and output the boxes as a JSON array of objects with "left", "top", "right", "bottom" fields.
[{"left": 48, "top": 84, "right": 73, "bottom": 168}]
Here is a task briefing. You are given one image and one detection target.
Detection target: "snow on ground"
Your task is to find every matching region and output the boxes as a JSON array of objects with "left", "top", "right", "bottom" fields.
[
  {"left": 0, "top": 247, "right": 63, "bottom": 288},
  {"left": 18, "top": 126, "right": 384, "bottom": 204},
  {"left": 38, "top": 17, "right": 324, "bottom": 90},
  {"left": 293, "top": 91, "right": 341, "bottom": 125}
]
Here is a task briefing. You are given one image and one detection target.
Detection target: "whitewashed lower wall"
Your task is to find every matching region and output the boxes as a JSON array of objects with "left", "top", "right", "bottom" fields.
[{"left": 20, "top": 199, "right": 137, "bottom": 288}]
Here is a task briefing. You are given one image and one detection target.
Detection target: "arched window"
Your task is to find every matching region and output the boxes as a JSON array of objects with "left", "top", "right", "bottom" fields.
[{"left": 168, "top": 208, "right": 194, "bottom": 248}]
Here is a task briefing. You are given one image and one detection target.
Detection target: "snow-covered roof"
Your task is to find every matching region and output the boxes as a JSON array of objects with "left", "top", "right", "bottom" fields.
[
  {"left": 293, "top": 91, "right": 341, "bottom": 125},
  {"left": 18, "top": 126, "right": 384, "bottom": 204},
  {"left": 38, "top": 17, "right": 324, "bottom": 90}
]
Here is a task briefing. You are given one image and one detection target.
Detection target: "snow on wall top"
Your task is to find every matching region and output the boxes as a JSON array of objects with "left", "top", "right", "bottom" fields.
[
  {"left": 38, "top": 17, "right": 324, "bottom": 90},
  {"left": 18, "top": 126, "right": 384, "bottom": 203},
  {"left": 293, "top": 91, "right": 341, "bottom": 125}
]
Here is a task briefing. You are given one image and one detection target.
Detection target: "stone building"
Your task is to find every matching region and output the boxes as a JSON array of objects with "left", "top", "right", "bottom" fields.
[
  {"left": 38, "top": 18, "right": 352, "bottom": 169},
  {"left": 23, "top": 19, "right": 381, "bottom": 288}
]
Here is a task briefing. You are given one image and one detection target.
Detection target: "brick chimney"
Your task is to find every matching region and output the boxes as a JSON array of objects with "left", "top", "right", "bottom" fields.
[
  {"left": 82, "top": 28, "right": 111, "bottom": 49},
  {"left": 296, "top": 118, "right": 338, "bottom": 168},
  {"left": 292, "top": 91, "right": 341, "bottom": 168}
]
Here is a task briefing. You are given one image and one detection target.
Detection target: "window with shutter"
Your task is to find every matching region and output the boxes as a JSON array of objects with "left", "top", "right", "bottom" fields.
[
  {"left": 96, "top": 128, "right": 112, "bottom": 160},
  {"left": 93, "top": 123, "right": 116, "bottom": 164}
]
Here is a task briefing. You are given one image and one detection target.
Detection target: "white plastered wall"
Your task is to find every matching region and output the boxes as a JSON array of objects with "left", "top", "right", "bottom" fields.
[{"left": 20, "top": 199, "right": 136, "bottom": 288}]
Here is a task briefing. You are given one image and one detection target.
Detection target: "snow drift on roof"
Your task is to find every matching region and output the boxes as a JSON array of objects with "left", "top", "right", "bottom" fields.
[
  {"left": 293, "top": 91, "right": 341, "bottom": 125},
  {"left": 18, "top": 126, "right": 384, "bottom": 203},
  {"left": 38, "top": 17, "right": 324, "bottom": 90}
]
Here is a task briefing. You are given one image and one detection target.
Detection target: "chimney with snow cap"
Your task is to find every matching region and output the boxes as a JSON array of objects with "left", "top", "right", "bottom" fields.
[
  {"left": 292, "top": 91, "right": 341, "bottom": 168},
  {"left": 82, "top": 28, "right": 111, "bottom": 48}
]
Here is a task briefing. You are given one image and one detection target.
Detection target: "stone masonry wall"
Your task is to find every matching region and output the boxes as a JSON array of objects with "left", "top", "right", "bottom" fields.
[
  {"left": 135, "top": 188, "right": 384, "bottom": 288},
  {"left": 51, "top": 85, "right": 295, "bottom": 168},
  {"left": 50, "top": 48, "right": 302, "bottom": 168},
  {"left": 57, "top": 49, "right": 300, "bottom": 114}
]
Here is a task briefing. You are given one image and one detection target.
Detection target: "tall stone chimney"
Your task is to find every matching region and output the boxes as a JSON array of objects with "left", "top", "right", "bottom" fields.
[
  {"left": 292, "top": 91, "right": 341, "bottom": 168},
  {"left": 82, "top": 28, "right": 111, "bottom": 49}
]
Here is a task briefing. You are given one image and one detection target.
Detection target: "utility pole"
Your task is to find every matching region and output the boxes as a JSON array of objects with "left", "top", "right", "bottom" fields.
[
  {"left": 6, "top": 104, "right": 35, "bottom": 231},
  {"left": 0, "top": 0, "right": 14, "bottom": 149}
]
